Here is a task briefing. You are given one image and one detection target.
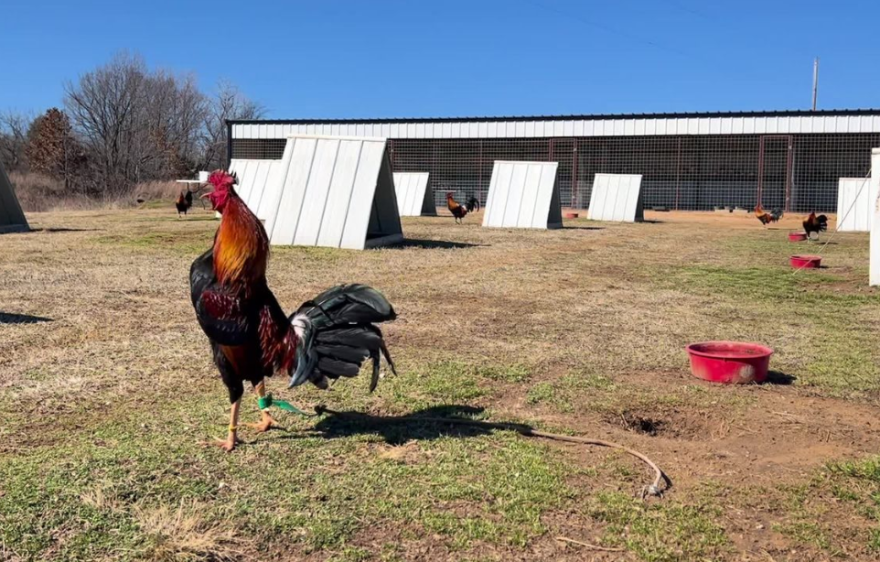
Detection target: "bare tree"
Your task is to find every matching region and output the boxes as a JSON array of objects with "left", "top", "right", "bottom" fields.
[
  {"left": 64, "top": 53, "right": 210, "bottom": 195},
  {"left": 0, "top": 110, "right": 35, "bottom": 172},
  {"left": 200, "top": 80, "right": 265, "bottom": 171}
]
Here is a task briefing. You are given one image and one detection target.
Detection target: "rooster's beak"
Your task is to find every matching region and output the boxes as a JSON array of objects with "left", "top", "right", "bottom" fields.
[{"left": 200, "top": 192, "right": 211, "bottom": 199}]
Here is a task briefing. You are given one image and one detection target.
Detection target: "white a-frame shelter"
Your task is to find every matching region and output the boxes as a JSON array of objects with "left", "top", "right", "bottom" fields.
[
  {"left": 837, "top": 177, "right": 876, "bottom": 232},
  {"left": 588, "top": 173, "right": 644, "bottom": 222},
  {"left": 0, "top": 161, "right": 29, "bottom": 234},
  {"left": 231, "top": 135, "right": 403, "bottom": 249},
  {"left": 483, "top": 161, "right": 562, "bottom": 229},
  {"left": 870, "top": 148, "right": 880, "bottom": 286},
  {"left": 394, "top": 172, "right": 436, "bottom": 216}
]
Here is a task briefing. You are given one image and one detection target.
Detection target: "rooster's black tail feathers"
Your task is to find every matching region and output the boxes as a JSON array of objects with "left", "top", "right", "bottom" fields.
[{"left": 288, "top": 284, "right": 397, "bottom": 390}]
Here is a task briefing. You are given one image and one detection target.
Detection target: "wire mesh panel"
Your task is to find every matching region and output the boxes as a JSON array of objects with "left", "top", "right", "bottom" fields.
[{"left": 232, "top": 133, "right": 880, "bottom": 213}]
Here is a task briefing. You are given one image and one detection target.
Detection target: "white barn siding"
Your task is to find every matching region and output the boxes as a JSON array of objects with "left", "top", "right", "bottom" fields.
[{"left": 483, "top": 161, "right": 562, "bottom": 229}]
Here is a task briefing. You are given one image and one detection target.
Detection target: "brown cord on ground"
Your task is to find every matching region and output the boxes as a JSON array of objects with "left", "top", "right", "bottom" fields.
[
  {"left": 555, "top": 536, "right": 625, "bottom": 551},
  {"left": 314, "top": 406, "right": 670, "bottom": 498}
]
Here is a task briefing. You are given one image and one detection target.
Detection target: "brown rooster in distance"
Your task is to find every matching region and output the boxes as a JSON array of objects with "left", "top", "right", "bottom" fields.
[
  {"left": 447, "top": 191, "right": 468, "bottom": 223},
  {"left": 191, "top": 171, "right": 398, "bottom": 451},
  {"left": 754, "top": 204, "right": 783, "bottom": 226},
  {"left": 803, "top": 212, "right": 828, "bottom": 238},
  {"left": 176, "top": 190, "right": 193, "bottom": 217}
]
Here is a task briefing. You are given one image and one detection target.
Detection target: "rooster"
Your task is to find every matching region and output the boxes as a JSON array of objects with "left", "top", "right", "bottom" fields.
[
  {"left": 191, "top": 171, "right": 398, "bottom": 451},
  {"left": 465, "top": 196, "right": 480, "bottom": 213},
  {"left": 176, "top": 190, "right": 193, "bottom": 217},
  {"left": 447, "top": 192, "right": 468, "bottom": 224},
  {"left": 803, "top": 212, "right": 828, "bottom": 238},
  {"left": 754, "top": 204, "right": 783, "bottom": 226}
]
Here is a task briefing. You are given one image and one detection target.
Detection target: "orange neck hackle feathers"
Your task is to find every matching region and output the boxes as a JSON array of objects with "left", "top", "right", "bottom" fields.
[{"left": 206, "top": 170, "right": 269, "bottom": 289}]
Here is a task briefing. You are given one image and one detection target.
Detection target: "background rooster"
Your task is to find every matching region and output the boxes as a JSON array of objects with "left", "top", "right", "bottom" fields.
[
  {"left": 803, "top": 212, "right": 828, "bottom": 238},
  {"left": 176, "top": 189, "right": 193, "bottom": 217},
  {"left": 754, "top": 204, "right": 783, "bottom": 226},
  {"left": 190, "top": 171, "right": 398, "bottom": 451},
  {"left": 465, "top": 196, "right": 480, "bottom": 213},
  {"left": 446, "top": 191, "right": 468, "bottom": 223}
]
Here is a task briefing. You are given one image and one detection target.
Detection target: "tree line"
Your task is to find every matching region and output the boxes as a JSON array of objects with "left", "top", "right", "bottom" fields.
[{"left": 0, "top": 53, "right": 264, "bottom": 198}]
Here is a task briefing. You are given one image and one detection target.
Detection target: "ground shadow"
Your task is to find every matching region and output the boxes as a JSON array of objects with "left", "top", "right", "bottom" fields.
[
  {"left": 263, "top": 405, "right": 496, "bottom": 445},
  {"left": 0, "top": 312, "right": 53, "bottom": 325},
  {"left": 30, "top": 227, "right": 96, "bottom": 233},
  {"left": 563, "top": 225, "right": 604, "bottom": 231},
  {"left": 763, "top": 370, "right": 797, "bottom": 385},
  {"left": 392, "top": 239, "right": 483, "bottom": 250}
]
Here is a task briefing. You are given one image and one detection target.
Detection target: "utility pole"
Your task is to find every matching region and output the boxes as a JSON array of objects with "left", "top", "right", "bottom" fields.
[{"left": 812, "top": 57, "right": 819, "bottom": 111}]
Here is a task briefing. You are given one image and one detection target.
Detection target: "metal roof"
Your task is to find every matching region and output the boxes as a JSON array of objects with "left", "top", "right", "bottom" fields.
[
  {"left": 229, "top": 108, "right": 880, "bottom": 125},
  {"left": 231, "top": 110, "right": 880, "bottom": 140},
  {"left": 483, "top": 161, "right": 562, "bottom": 229}
]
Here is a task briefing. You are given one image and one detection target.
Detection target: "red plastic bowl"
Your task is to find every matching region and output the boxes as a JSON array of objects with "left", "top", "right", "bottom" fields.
[
  {"left": 788, "top": 232, "right": 807, "bottom": 242},
  {"left": 686, "top": 341, "right": 774, "bottom": 384},
  {"left": 565, "top": 212, "right": 579, "bottom": 219},
  {"left": 790, "top": 255, "right": 821, "bottom": 269}
]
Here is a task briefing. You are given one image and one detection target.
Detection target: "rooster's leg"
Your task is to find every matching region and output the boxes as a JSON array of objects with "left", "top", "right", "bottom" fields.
[
  {"left": 204, "top": 398, "right": 242, "bottom": 452},
  {"left": 247, "top": 380, "right": 278, "bottom": 433}
]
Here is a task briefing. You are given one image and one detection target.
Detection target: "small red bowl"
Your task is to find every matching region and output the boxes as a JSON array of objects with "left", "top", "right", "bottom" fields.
[
  {"left": 790, "top": 255, "right": 821, "bottom": 269},
  {"left": 565, "top": 212, "right": 579, "bottom": 219},
  {"left": 788, "top": 232, "right": 807, "bottom": 242},
  {"left": 686, "top": 341, "right": 774, "bottom": 384}
]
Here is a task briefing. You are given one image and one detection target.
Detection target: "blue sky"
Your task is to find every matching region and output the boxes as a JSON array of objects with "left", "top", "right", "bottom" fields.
[{"left": 2, "top": 0, "right": 878, "bottom": 118}]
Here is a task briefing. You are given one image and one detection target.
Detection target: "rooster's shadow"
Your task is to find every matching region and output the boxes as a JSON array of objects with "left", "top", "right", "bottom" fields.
[{"left": 271, "top": 405, "right": 498, "bottom": 445}]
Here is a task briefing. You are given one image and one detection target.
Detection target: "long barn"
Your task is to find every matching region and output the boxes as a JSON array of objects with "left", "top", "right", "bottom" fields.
[{"left": 228, "top": 109, "right": 880, "bottom": 213}]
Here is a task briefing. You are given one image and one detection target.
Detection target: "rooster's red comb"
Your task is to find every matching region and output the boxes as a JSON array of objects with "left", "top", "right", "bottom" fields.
[{"left": 208, "top": 170, "right": 236, "bottom": 190}]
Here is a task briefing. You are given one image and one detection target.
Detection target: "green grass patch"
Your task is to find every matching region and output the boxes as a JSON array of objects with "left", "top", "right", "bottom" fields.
[{"left": 588, "top": 491, "right": 729, "bottom": 561}]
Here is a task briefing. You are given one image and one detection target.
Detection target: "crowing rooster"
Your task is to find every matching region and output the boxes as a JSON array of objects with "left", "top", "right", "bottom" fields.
[
  {"left": 190, "top": 171, "right": 398, "bottom": 451},
  {"left": 465, "top": 196, "right": 480, "bottom": 213},
  {"left": 176, "top": 190, "right": 193, "bottom": 217},
  {"left": 803, "top": 212, "right": 828, "bottom": 238},
  {"left": 447, "top": 192, "right": 468, "bottom": 224},
  {"left": 754, "top": 204, "right": 783, "bottom": 226}
]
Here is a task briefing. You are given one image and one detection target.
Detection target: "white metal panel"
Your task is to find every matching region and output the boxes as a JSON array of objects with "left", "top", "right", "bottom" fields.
[
  {"left": 340, "top": 140, "right": 388, "bottom": 249},
  {"left": 588, "top": 173, "right": 644, "bottom": 222},
  {"left": 393, "top": 172, "right": 431, "bottom": 216},
  {"left": 482, "top": 160, "right": 561, "bottom": 229},
  {"left": 254, "top": 135, "right": 400, "bottom": 249},
  {"left": 270, "top": 137, "right": 318, "bottom": 246},
  {"left": 871, "top": 149, "right": 880, "bottom": 286},
  {"left": 837, "top": 177, "right": 875, "bottom": 232}
]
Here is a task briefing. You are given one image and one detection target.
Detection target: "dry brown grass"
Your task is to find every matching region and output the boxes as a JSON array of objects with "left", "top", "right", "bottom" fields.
[
  {"left": 1, "top": 206, "right": 879, "bottom": 561},
  {"left": 9, "top": 172, "right": 186, "bottom": 212},
  {"left": 134, "top": 500, "right": 245, "bottom": 562}
]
